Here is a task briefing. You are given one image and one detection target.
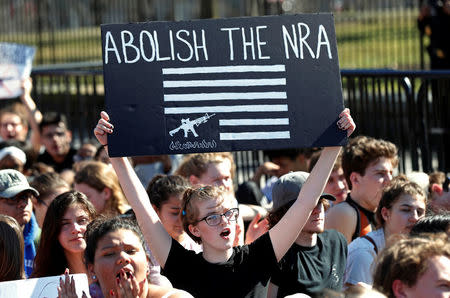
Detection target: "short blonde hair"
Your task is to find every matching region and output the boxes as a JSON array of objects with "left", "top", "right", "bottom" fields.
[{"left": 181, "top": 186, "right": 230, "bottom": 243}]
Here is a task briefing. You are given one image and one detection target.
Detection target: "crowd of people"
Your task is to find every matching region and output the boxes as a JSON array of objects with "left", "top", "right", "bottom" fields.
[{"left": 0, "top": 78, "right": 449, "bottom": 298}]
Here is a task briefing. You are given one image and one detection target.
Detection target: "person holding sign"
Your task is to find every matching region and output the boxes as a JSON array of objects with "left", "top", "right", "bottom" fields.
[
  {"left": 0, "top": 77, "right": 42, "bottom": 154},
  {"left": 93, "top": 108, "right": 355, "bottom": 297}
]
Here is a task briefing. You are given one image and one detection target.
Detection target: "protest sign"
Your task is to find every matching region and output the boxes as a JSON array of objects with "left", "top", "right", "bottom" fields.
[
  {"left": 0, "top": 43, "right": 35, "bottom": 99},
  {"left": 101, "top": 13, "right": 346, "bottom": 157},
  {"left": 0, "top": 274, "right": 90, "bottom": 297}
]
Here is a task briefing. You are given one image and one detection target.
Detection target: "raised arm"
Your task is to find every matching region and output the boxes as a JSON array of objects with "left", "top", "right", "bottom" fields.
[
  {"left": 268, "top": 108, "right": 355, "bottom": 262},
  {"left": 94, "top": 111, "right": 172, "bottom": 267},
  {"left": 20, "top": 77, "right": 42, "bottom": 153}
]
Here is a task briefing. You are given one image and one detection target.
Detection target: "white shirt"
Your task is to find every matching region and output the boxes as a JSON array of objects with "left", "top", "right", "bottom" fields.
[{"left": 344, "top": 228, "right": 386, "bottom": 285}]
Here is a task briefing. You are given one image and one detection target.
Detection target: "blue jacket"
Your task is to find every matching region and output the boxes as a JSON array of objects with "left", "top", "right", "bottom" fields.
[{"left": 23, "top": 213, "right": 37, "bottom": 278}]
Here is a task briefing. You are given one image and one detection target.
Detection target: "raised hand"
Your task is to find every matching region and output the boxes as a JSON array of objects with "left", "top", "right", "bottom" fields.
[
  {"left": 245, "top": 213, "right": 269, "bottom": 245},
  {"left": 337, "top": 108, "right": 356, "bottom": 137},
  {"left": 57, "top": 269, "right": 87, "bottom": 298},
  {"left": 94, "top": 111, "right": 114, "bottom": 146}
]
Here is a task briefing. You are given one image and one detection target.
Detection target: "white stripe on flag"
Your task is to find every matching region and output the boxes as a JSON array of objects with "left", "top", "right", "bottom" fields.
[
  {"left": 162, "top": 65, "right": 286, "bottom": 75},
  {"left": 163, "top": 78, "right": 286, "bottom": 88},
  {"left": 219, "top": 118, "right": 289, "bottom": 126},
  {"left": 164, "top": 92, "right": 286, "bottom": 101},
  {"left": 164, "top": 104, "right": 288, "bottom": 114},
  {"left": 220, "top": 131, "right": 291, "bottom": 140}
]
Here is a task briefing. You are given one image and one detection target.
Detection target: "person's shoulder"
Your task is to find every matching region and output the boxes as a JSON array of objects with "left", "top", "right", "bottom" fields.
[
  {"left": 347, "top": 231, "right": 381, "bottom": 254},
  {"left": 328, "top": 201, "right": 355, "bottom": 215},
  {"left": 325, "top": 202, "right": 357, "bottom": 227},
  {"left": 321, "top": 229, "right": 347, "bottom": 244},
  {"left": 148, "top": 284, "right": 194, "bottom": 298}
]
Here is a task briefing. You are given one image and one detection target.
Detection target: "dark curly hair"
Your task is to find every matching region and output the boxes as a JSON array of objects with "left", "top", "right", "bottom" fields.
[{"left": 84, "top": 216, "right": 146, "bottom": 265}]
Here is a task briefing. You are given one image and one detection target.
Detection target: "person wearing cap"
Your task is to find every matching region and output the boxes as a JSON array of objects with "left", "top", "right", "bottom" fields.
[
  {"left": 0, "top": 169, "right": 39, "bottom": 278},
  {"left": 0, "top": 144, "right": 28, "bottom": 173},
  {"left": 266, "top": 171, "right": 347, "bottom": 297}
]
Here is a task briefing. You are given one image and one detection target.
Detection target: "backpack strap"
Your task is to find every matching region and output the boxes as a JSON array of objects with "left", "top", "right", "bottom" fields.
[
  {"left": 359, "top": 209, "right": 372, "bottom": 237},
  {"left": 362, "top": 234, "right": 378, "bottom": 254}
]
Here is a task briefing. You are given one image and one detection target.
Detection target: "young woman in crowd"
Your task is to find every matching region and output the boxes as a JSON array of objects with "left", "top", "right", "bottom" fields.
[
  {"left": 74, "top": 160, "right": 130, "bottom": 216},
  {"left": 147, "top": 174, "right": 201, "bottom": 252},
  {"left": 0, "top": 215, "right": 25, "bottom": 281},
  {"left": 30, "top": 172, "right": 71, "bottom": 228},
  {"left": 344, "top": 176, "right": 427, "bottom": 286},
  {"left": 32, "top": 191, "right": 97, "bottom": 279},
  {"left": 94, "top": 109, "right": 355, "bottom": 297},
  {"left": 84, "top": 216, "right": 193, "bottom": 297}
]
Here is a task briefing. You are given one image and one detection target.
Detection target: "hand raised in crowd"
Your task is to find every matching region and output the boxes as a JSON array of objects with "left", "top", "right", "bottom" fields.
[
  {"left": 20, "top": 77, "right": 32, "bottom": 100},
  {"left": 57, "top": 269, "right": 87, "bottom": 298},
  {"left": 338, "top": 108, "right": 356, "bottom": 137},
  {"left": 94, "top": 111, "right": 114, "bottom": 146},
  {"left": 245, "top": 213, "right": 269, "bottom": 245}
]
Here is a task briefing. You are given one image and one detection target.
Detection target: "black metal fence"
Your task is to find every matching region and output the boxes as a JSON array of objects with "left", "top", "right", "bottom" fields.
[
  {"left": 1, "top": 0, "right": 427, "bottom": 69},
  {"left": 1, "top": 66, "right": 447, "bottom": 182}
]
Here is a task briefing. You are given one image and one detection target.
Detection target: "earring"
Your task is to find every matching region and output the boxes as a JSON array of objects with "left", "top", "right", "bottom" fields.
[{"left": 92, "top": 275, "right": 96, "bottom": 280}]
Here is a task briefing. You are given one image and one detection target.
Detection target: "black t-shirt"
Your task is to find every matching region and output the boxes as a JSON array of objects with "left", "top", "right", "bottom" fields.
[
  {"left": 37, "top": 148, "right": 77, "bottom": 173},
  {"left": 162, "top": 232, "right": 278, "bottom": 298},
  {"left": 271, "top": 230, "right": 347, "bottom": 297}
]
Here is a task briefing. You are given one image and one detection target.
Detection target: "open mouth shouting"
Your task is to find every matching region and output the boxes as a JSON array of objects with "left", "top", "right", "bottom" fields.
[
  {"left": 220, "top": 228, "right": 231, "bottom": 239},
  {"left": 116, "top": 268, "right": 133, "bottom": 280}
]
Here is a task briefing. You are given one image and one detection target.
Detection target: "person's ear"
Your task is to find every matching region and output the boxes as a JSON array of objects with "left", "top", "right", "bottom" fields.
[
  {"left": 152, "top": 204, "right": 160, "bottom": 216},
  {"left": 188, "top": 223, "right": 201, "bottom": 238},
  {"left": 431, "top": 183, "right": 443, "bottom": 196},
  {"left": 189, "top": 175, "right": 200, "bottom": 186},
  {"left": 392, "top": 279, "right": 408, "bottom": 298},
  {"left": 87, "top": 264, "right": 96, "bottom": 280},
  {"left": 102, "top": 187, "right": 112, "bottom": 201},
  {"left": 66, "top": 130, "right": 72, "bottom": 143},
  {"left": 381, "top": 207, "right": 390, "bottom": 222},
  {"left": 350, "top": 172, "right": 360, "bottom": 187}
]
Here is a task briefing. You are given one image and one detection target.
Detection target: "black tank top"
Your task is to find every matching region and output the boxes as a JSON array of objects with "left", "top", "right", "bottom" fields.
[{"left": 345, "top": 195, "right": 376, "bottom": 241}]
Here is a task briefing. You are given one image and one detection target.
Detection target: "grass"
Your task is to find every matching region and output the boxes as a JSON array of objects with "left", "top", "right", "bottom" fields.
[{"left": 0, "top": 8, "right": 427, "bottom": 69}]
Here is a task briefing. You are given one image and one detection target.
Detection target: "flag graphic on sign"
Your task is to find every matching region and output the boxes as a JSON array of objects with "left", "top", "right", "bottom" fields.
[{"left": 162, "top": 64, "right": 291, "bottom": 141}]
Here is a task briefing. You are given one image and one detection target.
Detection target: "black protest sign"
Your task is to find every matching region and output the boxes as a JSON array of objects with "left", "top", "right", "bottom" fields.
[{"left": 101, "top": 13, "right": 346, "bottom": 157}]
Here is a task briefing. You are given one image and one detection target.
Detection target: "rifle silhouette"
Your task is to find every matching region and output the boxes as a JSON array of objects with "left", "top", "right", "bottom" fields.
[{"left": 169, "top": 113, "right": 216, "bottom": 138}]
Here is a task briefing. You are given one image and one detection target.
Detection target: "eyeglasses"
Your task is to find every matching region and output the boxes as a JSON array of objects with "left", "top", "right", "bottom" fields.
[
  {"left": 0, "top": 192, "right": 33, "bottom": 206},
  {"left": 197, "top": 208, "right": 239, "bottom": 226}
]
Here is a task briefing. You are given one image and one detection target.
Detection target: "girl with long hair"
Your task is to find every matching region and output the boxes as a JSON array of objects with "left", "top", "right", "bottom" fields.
[{"left": 32, "top": 191, "right": 97, "bottom": 279}]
